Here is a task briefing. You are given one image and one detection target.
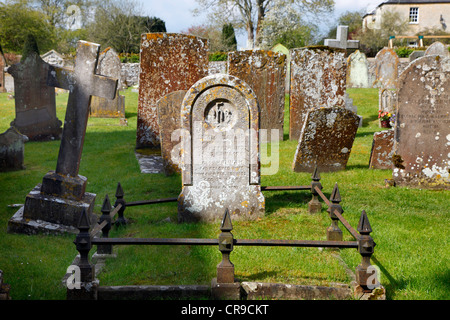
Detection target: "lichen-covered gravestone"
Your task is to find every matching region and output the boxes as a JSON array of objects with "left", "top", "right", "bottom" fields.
[
  {"left": 374, "top": 48, "right": 399, "bottom": 89},
  {"left": 0, "top": 127, "right": 28, "bottom": 171},
  {"left": 7, "top": 36, "right": 62, "bottom": 141},
  {"left": 8, "top": 40, "right": 118, "bottom": 235},
  {"left": 369, "top": 130, "right": 394, "bottom": 170},
  {"left": 137, "top": 33, "right": 209, "bottom": 149},
  {"left": 392, "top": 55, "right": 450, "bottom": 189},
  {"left": 228, "top": 49, "right": 286, "bottom": 142},
  {"left": 157, "top": 90, "right": 187, "bottom": 175},
  {"left": 292, "top": 107, "right": 359, "bottom": 173},
  {"left": 289, "top": 46, "right": 347, "bottom": 141},
  {"left": 424, "top": 41, "right": 449, "bottom": 58},
  {"left": 90, "top": 47, "right": 125, "bottom": 119},
  {"left": 346, "top": 50, "right": 369, "bottom": 88},
  {"left": 178, "top": 74, "right": 265, "bottom": 222}
]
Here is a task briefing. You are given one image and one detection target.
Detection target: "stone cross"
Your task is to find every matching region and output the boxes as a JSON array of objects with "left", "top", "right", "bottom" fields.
[
  {"left": 324, "top": 25, "right": 359, "bottom": 50},
  {"left": 47, "top": 40, "right": 118, "bottom": 178}
]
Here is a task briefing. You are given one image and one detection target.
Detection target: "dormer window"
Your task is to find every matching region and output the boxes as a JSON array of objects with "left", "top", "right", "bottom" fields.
[{"left": 409, "top": 7, "right": 419, "bottom": 23}]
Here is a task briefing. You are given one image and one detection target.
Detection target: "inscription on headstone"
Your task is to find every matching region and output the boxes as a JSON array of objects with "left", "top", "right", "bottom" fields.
[
  {"left": 228, "top": 49, "right": 286, "bottom": 142},
  {"left": 393, "top": 55, "right": 450, "bottom": 189},
  {"left": 289, "top": 46, "right": 347, "bottom": 141},
  {"left": 137, "top": 33, "right": 209, "bottom": 149},
  {"left": 178, "top": 74, "right": 265, "bottom": 222},
  {"left": 292, "top": 107, "right": 359, "bottom": 173}
]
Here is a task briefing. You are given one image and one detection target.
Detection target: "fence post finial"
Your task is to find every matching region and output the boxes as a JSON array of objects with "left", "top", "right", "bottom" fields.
[
  {"left": 356, "top": 210, "right": 378, "bottom": 293},
  {"left": 308, "top": 165, "right": 322, "bottom": 214}
]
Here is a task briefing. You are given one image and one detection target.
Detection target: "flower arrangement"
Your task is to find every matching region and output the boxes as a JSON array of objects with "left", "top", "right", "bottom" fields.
[
  {"left": 378, "top": 110, "right": 392, "bottom": 121},
  {"left": 389, "top": 113, "right": 396, "bottom": 127}
]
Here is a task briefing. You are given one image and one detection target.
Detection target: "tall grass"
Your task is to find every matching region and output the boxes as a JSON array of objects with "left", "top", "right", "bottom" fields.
[{"left": 0, "top": 87, "right": 448, "bottom": 300}]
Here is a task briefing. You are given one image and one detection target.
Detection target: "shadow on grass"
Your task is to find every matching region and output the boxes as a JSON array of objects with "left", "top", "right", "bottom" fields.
[
  {"left": 371, "top": 255, "right": 407, "bottom": 300},
  {"left": 263, "top": 191, "right": 314, "bottom": 215},
  {"left": 239, "top": 270, "right": 279, "bottom": 282},
  {"left": 362, "top": 114, "right": 379, "bottom": 127}
]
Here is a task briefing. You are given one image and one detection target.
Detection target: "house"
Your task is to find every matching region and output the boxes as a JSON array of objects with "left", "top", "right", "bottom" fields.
[{"left": 363, "top": 0, "right": 450, "bottom": 46}]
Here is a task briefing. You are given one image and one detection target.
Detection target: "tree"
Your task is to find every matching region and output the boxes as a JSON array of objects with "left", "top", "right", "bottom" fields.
[
  {"left": 222, "top": 23, "right": 237, "bottom": 51},
  {"left": 0, "top": 0, "right": 56, "bottom": 53},
  {"left": 194, "top": 0, "right": 334, "bottom": 48},
  {"left": 356, "top": 9, "right": 409, "bottom": 56},
  {"left": 259, "top": 0, "right": 319, "bottom": 49},
  {"left": 86, "top": 0, "right": 166, "bottom": 54}
]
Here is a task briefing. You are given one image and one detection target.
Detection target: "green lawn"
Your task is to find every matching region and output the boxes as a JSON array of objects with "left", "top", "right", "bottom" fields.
[{"left": 0, "top": 87, "right": 448, "bottom": 300}]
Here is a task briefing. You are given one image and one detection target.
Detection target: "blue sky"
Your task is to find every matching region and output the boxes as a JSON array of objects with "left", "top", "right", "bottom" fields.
[{"left": 142, "top": 0, "right": 381, "bottom": 48}]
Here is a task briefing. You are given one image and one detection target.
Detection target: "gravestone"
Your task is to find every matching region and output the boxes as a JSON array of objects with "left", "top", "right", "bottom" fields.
[
  {"left": 0, "top": 127, "right": 28, "bottom": 171},
  {"left": 157, "top": 90, "right": 187, "bottom": 175},
  {"left": 409, "top": 50, "right": 425, "bottom": 62},
  {"left": 425, "top": 41, "right": 449, "bottom": 58},
  {"left": 289, "top": 46, "right": 347, "bottom": 141},
  {"left": 8, "top": 40, "right": 119, "bottom": 235},
  {"left": 137, "top": 33, "right": 209, "bottom": 149},
  {"left": 178, "top": 74, "right": 265, "bottom": 222},
  {"left": 7, "top": 37, "right": 62, "bottom": 141},
  {"left": 41, "top": 50, "right": 66, "bottom": 67},
  {"left": 292, "top": 107, "right": 359, "bottom": 173},
  {"left": 374, "top": 48, "right": 399, "bottom": 89},
  {"left": 228, "top": 49, "right": 286, "bottom": 142},
  {"left": 0, "top": 46, "right": 6, "bottom": 93},
  {"left": 379, "top": 88, "right": 397, "bottom": 115},
  {"left": 89, "top": 47, "right": 125, "bottom": 119},
  {"left": 208, "top": 61, "right": 227, "bottom": 75},
  {"left": 369, "top": 130, "right": 394, "bottom": 170},
  {"left": 347, "top": 50, "right": 369, "bottom": 88},
  {"left": 324, "top": 26, "right": 359, "bottom": 51},
  {"left": 392, "top": 55, "right": 450, "bottom": 189}
]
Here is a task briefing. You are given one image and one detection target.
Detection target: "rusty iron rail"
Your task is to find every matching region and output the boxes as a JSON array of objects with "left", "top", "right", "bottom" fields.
[
  {"left": 314, "top": 185, "right": 331, "bottom": 206},
  {"left": 91, "top": 237, "right": 358, "bottom": 249},
  {"left": 333, "top": 209, "right": 361, "bottom": 240}
]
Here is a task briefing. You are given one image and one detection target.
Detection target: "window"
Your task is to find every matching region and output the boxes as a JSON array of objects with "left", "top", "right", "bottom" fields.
[{"left": 409, "top": 7, "right": 419, "bottom": 23}]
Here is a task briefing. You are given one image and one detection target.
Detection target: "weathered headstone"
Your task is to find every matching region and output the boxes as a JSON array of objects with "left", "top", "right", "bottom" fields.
[
  {"left": 324, "top": 25, "right": 359, "bottom": 51},
  {"left": 7, "top": 37, "right": 62, "bottom": 141},
  {"left": 137, "top": 33, "right": 209, "bottom": 149},
  {"left": 289, "top": 46, "right": 347, "bottom": 141},
  {"left": 178, "top": 74, "right": 265, "bottom": 222},
  {"left": 374, "top": 48, "right": 399, "bottom": 89},
  {"left": 89, "top": 47, "right": 125, "bottom": 119},
  {"left": 425, "top": 41, "right": 449, "bottom": 58},
  {"left": 346, "top": 50, "right": 369, "bottom": 88},
  {"left": 41, "top": 50, "right": 66, "bottom": 67},
  {"left": 8, "top": 40, "right": 119, "bottom": 235},
  {"left": 0, "top": 127, "right": 28, "bottom": 171},
  {"left": 409, "top": 50, "right": 425, "bottom": 62},
  {"left": 157, "top": 90, "right": 187, "bottom": 175},
  {"left": 369, "top": 130, "right": 394, "bottom": 170},
  {"left": 379, "top": 88, "right": 397, "bottom": 115},
  {"left": 228, "top": 49, "right": 286, "bottom": 142},
  {"left": 208, "top": 61, "right": 227, "bottom": 75},
  {"left": 292, "top": 107, "right": 359, "bottom": 173},
  {"left": 392, "top": 55, "right": 450, "bottom": 189}
]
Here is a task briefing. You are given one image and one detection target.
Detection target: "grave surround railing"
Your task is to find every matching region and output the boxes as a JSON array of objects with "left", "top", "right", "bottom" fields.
[{"left": 66, "top": 167, "right": 378, "bottom": 300}]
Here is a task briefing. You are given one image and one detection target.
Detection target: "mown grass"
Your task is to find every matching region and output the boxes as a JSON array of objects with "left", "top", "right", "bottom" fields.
[{"left": 0, "top": 87, "right": 448, "bottom": 300}]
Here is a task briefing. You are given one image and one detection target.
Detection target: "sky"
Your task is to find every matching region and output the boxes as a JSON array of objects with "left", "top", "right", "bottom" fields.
[{"left": 142, "top": 0, "right": 382, "bottom": 49}]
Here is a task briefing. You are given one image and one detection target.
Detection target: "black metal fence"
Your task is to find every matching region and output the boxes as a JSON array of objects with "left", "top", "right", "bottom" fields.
[{"left": 66, "top": 168, "right": 378, "bottom": 300}]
